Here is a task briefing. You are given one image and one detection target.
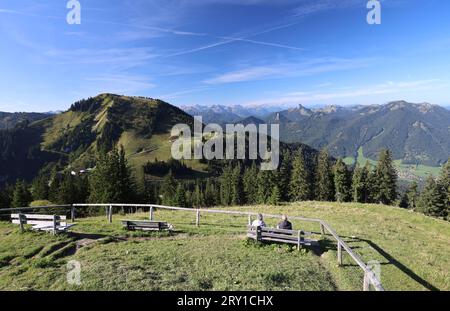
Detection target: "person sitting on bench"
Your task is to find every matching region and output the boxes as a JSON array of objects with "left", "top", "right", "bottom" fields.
[
  {"left": 251, "top": 213, "right": 266, "bottom": 227},
  {"left": 277, "top": 214, "right": 292, "bottom": 230}
]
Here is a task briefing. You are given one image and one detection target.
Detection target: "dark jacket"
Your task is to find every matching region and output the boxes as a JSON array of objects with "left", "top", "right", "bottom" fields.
[{"left": 277, "top": 220, "right": 292, "bottom": 230}]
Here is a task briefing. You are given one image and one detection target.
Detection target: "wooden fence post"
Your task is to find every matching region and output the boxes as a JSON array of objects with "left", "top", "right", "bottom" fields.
[
  {"left": 297, "top": 230, "right": 302, "bottom": 251},
  {"left": 53, "top": 215, "right": 57, "bottom": 236},
  {"left": 196, "top": 210, "right": 200, "bottom": 227},
  {"left": 71, "top": 205, "right": 75, "bottom": 222},
  {"left": 108, "top": 205, "right": 113, "bottom": 223},
  {"left": 320, "top": 223, "right": 325, "bottom": 236},
  {"left": 363, "top": 272, "right": 370, "bottom": 291},
  {"left": 149, "top": 206, "right": 154, "bottom": 220},
  {"left": 18, "top": 213, "right": 24, "bottom": 233},
  {"left": 337, "top": 241, "right": 343, "bottom": 266}
]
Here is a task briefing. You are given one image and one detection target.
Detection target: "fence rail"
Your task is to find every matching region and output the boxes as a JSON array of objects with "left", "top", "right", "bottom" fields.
[
  {"left": 0, "top": 203, "right": 384, "bottom": 291},
  {"left": 72, "top": 203, "right": 384, "bottom": 291}
]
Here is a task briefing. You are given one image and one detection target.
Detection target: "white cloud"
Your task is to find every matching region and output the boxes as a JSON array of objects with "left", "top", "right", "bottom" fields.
[
  {"left": 204, "top": 57, "right": 374, "bottom": 84},
  {"left": 44, "top": 47, "right": 157, "bottom": 67}
]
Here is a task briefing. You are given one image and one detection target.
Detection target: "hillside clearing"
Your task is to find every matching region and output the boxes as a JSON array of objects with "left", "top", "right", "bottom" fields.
[{"left": 0, "top": 201, "right": 449, "bottom": 291}]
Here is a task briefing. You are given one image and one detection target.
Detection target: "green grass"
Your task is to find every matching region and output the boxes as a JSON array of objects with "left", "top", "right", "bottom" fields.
[
  {"left": 0, "top": 202, "right": 449, "bottom": 291},
  {"left": 343, "top": 147, "right": 441, "bottom": 181}
]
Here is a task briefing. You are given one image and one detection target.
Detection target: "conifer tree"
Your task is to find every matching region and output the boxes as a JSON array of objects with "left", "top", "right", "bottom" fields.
[
  {"left": 374, "top": 149, "right": 398, "bottom": 205},
  {"left": 243, "top": 162, "right": 258, "bottom": 204},
  {"left": 0, "top": 190, "right": 9, "bottom": 209},
  {"left": 406, "top": 181, "right": 419, "bottom": 209},
  {"left": 220, "top": 165, "right": 233, "bottom": 206},
  {"left": 316, "top": 149, "right": 335, "bottom": 201},
  {"left": 417, "top": 177, "right": 447, "bottom": 217},
  {"left": 88, "top": 145, "right": 135, "bottom": 204},
  {"left": 268, "top": 185, "right": 281, "bottom": 205},
  {"left": 256, "top": 170, "right": 271, "bottom": 204},
  {"left": 231, "top": 163, "right": 243, "bottom": 205},
  {"left": 161, "top": 170, "right": 177, "bottom": 206},
  {"left": 351, "top": 164, "right": 368, "bottom": 203},
  {"left": 193, "top": 182, "right": 205, "bottom": 207},
  {"left": 278, "top": 150, "right": 292, "bottom": 201},
  {"left": 366, "top": 163, "right": 378, "bottom": 203},
  {"left": 118, "top": 145, "right": 135, "bottom": 202},
  {"left": 11, "top": 180, "right": 32, "bottom": 208},
  {"left": 334, "top": 159, "right": 350, "bottom": 202},
  {"left": 289, "top": 150, "right": 311, "bottom": 201},
  {"left": 204, "top": 179, "right": 216, "bottom": 207},
  {"left": 57, "top": 174, "right": 77, "bottom": 204},
  {"left": 175, "top": 183, "right": 187, "bottom": 207},
  {"left": 439, "top": 159, "right": 450, "bottom": 209},
  {"left": 31, "top": 175, "right": 49, "bottom": 201},
  {"left": 48, "top": 168, "right": 61, "bottom": 203}
]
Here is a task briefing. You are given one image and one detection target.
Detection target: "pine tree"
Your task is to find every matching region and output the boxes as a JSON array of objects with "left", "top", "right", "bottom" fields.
[
  {"left": 243, "top": 162, "right": 258, "bottom": 204},
  {"left": 231, "top": 163, "right": 243, "bottom": 205},
  {"left": 406, "top": 181, "right": 419, "bottom": 210},
  {"left": 316, "top": 149, "right": 335, "bottom": 201},
  {"left": 48, "top": 169, "right": 61, "bottom": 204},
  {"left": 268, "top": 185, "right": 281, "bottom": 205},
  {"left": 220, "top": 165, "right": 233, "bottom": 206},
  {"left": 366, "top": 163, "right": 378, "bottom": 203},
  {"left": 256, "top": 170, "right": 271, "bottom": 204},
  {"left": 174, "top": 183, "right": 187, "bottom": 207},
  {"left": 88, "top": 149, "right": 119, "bottom": 203},
  {"left": 439, "top": 159, "right": 450, "bottom": 210},
  {"left": 161, "top": 170, "right": 177, "bottom": 206},
  {"left": 351, "top": 164, "right": 368, "bottom": 203},
  {"left": 0, "top": 184, "right": 13, "bottom": 209},
  {"left": 117, "top": 145, "right": 135, "bottom": 202},
  {"left": 374, "top": 149, "right": 398, "bottom": 205},
  {"left": 193, "top": 182, "right": 205, "bottom": 207},
  {"left": 334, "top": 159, "right": 350, "bottom": 202},
  {"left": 11, "top": 180, "right": 32, "bottom": 208},
  {"left": 57, "top": 174, "right": 77, "bottom": 204},
  {"left": 289, "top": 150, "right": 311, "bottom": 201},
  {"left": 278, "top": 150, "right": 292, "bottom": 201},
  {"left": 417, "top": 177, "right": 447, "bottom": 217},
  {"left": 204, "top": 179, "right": 217, "bottom": 207},
  {"left": 31, "top": 175, "right": 49, "bottom": 201},
  {"left": 88, "top": 146, "right": 136, "bottom": 203}
]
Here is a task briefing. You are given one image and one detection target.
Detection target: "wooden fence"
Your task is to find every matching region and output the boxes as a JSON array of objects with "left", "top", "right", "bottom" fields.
[
  {"left": 72, "top": 203, "right": 384, "bottom": 291},
  {"left": 0, "top": 203, "right": 384, "bottom": 291}
]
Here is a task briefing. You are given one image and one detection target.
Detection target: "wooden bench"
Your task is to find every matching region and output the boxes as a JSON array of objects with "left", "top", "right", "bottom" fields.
[
  {"left": 11, "top": 214, "right": 75, "bottom": 235},
  {"left": 247, "top": 226, "right": 315, "bottom": 249},
  {"left": 121, "top": 220, "right": 171, "bottom": 232}
]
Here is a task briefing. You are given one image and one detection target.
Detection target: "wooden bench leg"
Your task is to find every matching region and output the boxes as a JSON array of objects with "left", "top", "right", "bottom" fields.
[{"left": 18, "top": 213, "right": 24, "bottom": 233}]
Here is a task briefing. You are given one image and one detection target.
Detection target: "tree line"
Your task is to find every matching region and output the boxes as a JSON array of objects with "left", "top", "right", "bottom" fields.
[{"left": 0, "top": 146, "right": 448, "bottom": 221}]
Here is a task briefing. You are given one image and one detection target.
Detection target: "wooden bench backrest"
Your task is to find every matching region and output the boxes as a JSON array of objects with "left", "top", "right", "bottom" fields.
[
  {"left": 122, "top": 220, "right": 168, "bottom": 229},
  {"left": 11, "top": 214, "right": 67, "bottom": 226},
  {"left": 247, "top": 225, "right": 311, "bottom": 242}
]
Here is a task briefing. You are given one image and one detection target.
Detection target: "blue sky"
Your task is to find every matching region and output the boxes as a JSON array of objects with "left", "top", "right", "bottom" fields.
[{"left": 0, "top": 0, "right": 450, "bottom": 112}]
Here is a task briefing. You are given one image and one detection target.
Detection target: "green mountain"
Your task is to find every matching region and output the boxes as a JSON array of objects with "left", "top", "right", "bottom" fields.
[
  {"left": 268, "top": 101, "right": 450, "bottom": 167},
  {"left": 0, "top": 94, "right": 320, "bottom": 186},
  {"left": 0, "top": 112, "right": 52, "bottom": 129},
  {"left": 0, "top": 94, "right": 198, "bottom": 184}
]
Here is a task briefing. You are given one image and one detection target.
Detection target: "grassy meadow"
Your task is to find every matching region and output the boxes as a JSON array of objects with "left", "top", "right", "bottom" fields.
[{"left": 0, "top": 202, "right": 449, "bottom": 291}]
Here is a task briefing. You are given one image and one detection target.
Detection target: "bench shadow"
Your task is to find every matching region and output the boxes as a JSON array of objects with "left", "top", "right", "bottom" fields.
[
  {"left": 320, "top": 233, "right": 439, "bottom": 291},
  {"left": 68, "top": 232, "right": 108, "bottom": 240}
]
